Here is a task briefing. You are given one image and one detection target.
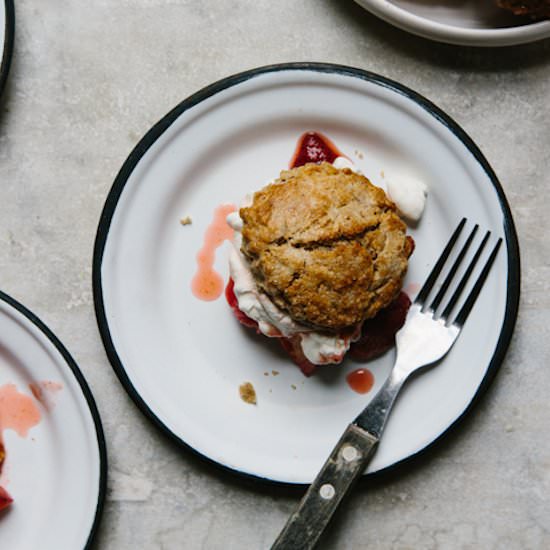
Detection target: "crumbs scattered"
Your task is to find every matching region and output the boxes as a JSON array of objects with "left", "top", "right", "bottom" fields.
[
  {"left": 354, "top": 149, "right": 364, "bottom": 160},
  {"left": 180, "top": 216, "right": 192, "bottom": 226},
  {"left": 380, "top": 170, "right": 385, "bottom": 179},
  {"left": 291, "top": 384, "right": 297, "bottom": 390},
  {"left": 271, "top": 370, "right": 280, "bottom": 376},
  {"left": 239, "top": 382, "right": 257, "bottom": 405},
  {"left": 264, "top": 372, "right": 269, "bottom": 376}
]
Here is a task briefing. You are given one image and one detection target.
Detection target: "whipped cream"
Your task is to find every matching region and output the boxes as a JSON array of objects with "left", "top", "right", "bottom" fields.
[
  {"left": 333, "top": 156, "right": 427, "bottom": 222},
  {"left": 386, "top": 175, "right": 428, "bottom": 222},
  {"left": 332, "top": 156, "right": 357, "bottom": 171}
]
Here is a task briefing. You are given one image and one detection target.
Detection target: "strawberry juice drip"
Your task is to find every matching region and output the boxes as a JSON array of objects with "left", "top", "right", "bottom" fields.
[
  {"left": 191, "top": 203, "right": 236, "bottom": 301},
  {"left": 0, "top": 384, "right": 41, "bottom": 441},
  {"left": 346, "top": 368, "right": 375, "bottom": 394}
]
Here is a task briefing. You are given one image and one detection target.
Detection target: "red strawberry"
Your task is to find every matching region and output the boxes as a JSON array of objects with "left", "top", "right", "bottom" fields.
[
  {"left": 406, "top": 235, "right": 416, "bottom": 256},
  {"left": 225, "top": 278, "right": 259, "bottom": 329},
  {"left": 350, "top": 292, "right": 411, "bottom": 361},
  {"left": 279, "top": 336, "right": 317, "bottom": 377},
  {"left": 290, "top": 132, "right": 342, "bottom": 168},
  {"left": 0, "top": 486, "right": 13, "bottom": 511}
]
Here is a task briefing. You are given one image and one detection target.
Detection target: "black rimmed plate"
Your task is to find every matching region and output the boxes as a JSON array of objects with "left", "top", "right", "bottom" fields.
[
  {"left": 0, "top": 0, "right": 14, "bottom": 97},
  {"left": 93, "top": 63, "right": 519, "bottom": 485},
  {"left": 0, "top": 290, "right": 106, "bottom": 548}
]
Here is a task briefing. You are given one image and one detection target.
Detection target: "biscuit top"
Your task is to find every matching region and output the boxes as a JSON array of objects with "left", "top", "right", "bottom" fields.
[{"left": 240, "top": 162, "right": 413, "bottom": 331}]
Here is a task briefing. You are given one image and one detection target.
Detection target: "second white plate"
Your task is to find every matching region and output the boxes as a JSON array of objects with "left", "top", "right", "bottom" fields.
[
  {"left": 0, "top": 291, "right": 106, "bottom": 549},
  {"left": 354, "top": 0, "right": 550, "bottom": 46}
]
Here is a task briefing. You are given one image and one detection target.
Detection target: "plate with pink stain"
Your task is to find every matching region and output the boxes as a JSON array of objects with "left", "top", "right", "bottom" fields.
[
  {"left": 0, "top": 290, "right": 106, "bottom": 548},
  {"left": 93, "top": 63, "right": 518, "bottom": 485}
]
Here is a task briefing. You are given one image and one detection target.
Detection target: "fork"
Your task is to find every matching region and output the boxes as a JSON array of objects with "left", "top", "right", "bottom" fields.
[{"left": 271, "top": 218, "right": 502, "bottom": 550}]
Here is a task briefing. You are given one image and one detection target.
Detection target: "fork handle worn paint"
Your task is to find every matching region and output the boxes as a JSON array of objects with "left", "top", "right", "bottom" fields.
[{"left": 271, "top": 424, "right": 378, "bottom": 550}]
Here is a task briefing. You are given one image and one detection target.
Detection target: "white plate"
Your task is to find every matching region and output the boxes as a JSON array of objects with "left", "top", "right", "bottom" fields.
[
  {"left": 0, "top": 291, "right": 106, "bottom": 548},
  {"left": 0, "top": 0, "right": 14, "bottom": 96},
  {"left": 354, "top": 0, "right": 550, "bottom": 46},
  {"left": 94, "top": 63, "right": 519, "bottom": 485}
]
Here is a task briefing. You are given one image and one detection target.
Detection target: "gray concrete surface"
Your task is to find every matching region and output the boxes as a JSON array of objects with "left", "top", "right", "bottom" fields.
[{"left": 1, "top": 1, "right": 549, "bottom": 549}]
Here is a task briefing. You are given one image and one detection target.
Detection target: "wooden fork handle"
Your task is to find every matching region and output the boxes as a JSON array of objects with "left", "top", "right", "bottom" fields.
[{"left": 271, "top": 424, "right": 378, "bottom": 550}]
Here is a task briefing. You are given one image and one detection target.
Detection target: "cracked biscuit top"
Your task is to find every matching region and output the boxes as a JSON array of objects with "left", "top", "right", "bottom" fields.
[{"left": 239, "top": 162, "right": 413, "bottom": 331}]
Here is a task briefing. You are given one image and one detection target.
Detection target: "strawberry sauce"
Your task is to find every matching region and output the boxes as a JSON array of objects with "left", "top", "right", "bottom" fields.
[
  {"left": 0, "top": 384, "right": 41, "bottom": 439},
  {"left": 289, "top": 131, "right": 344, "bottom": 168},
  {"left": 346, "top": 368, "right": 375, "bottom": 394},
  {"left": 191, "top": 203, "right": 236, "bottom": 301}
]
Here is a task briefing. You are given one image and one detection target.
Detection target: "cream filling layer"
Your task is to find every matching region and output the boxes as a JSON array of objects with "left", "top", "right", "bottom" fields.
[{"left": 227, "top": 213, "right": 352, "bottom": 365}]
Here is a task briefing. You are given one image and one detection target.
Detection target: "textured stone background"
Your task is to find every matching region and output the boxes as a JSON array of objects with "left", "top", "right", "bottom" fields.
[{"left": 1, "top": 1, "right": 549, "bottom": 549}]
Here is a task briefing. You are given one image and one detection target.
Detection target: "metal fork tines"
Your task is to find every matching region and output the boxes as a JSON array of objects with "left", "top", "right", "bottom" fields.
[{"left": 415, "top": 217, "right": 502, "bottom": 329}]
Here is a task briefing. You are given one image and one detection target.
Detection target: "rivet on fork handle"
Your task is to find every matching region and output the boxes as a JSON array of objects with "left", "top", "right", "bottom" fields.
[{"left": 271, "top": 424, "right": 378, "bottom": 550}]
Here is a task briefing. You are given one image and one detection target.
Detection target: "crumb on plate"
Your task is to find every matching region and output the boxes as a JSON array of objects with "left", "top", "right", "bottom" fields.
[
  {"left": 239, "top": 382, "right": 257, "bottom": 404},
  {"left": 180, "top": 216, "right": 192, "bottom": 226}
]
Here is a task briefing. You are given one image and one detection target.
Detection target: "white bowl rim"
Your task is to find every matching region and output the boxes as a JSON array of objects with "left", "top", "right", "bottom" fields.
[{"left": 354, "top": 0, "right": 550, "bottom": 46}]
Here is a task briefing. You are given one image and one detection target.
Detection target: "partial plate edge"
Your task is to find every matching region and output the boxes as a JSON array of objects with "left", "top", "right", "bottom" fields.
[
  {"left": 0, "top": 289, "right": 108, "bottom": 548},
  {"left": 353, "top": 0, "right": 550, "bottom": 46},
  {"left": 0, "top": 0, "right": 14, "bottom": 98}
]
